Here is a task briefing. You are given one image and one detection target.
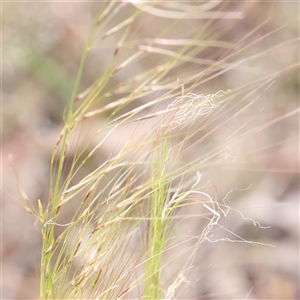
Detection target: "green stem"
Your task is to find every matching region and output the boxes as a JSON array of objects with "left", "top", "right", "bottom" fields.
[
  {"left": 145, "top": 135, "right": 169, "bottom": 299},
  {"left": 41, "top": 7, "right": 104, "bottom": 300}
]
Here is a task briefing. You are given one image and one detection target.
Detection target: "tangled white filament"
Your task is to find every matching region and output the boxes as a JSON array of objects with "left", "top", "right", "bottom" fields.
[{"left": 162, "top": 89, "right": 230, "bottom": 129}]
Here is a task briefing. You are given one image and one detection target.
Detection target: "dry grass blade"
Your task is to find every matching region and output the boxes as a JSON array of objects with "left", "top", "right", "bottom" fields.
[{"left": 4, "top": 1, "right": 297, "bottom": 299}]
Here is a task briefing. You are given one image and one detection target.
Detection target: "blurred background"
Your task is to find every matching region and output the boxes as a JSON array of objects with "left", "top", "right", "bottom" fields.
[{"left": 2, "top": 1, "right": 299, "bottom": 299}]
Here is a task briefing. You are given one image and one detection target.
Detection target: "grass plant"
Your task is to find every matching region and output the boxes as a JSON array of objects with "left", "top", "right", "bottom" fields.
[{"left": 11, "top": 1, "right": 299, "bottom": 299}]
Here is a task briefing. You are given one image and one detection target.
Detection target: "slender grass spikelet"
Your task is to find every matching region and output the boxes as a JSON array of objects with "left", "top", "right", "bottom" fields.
[{"left": 3, "top": 1, "right": 299, "bottom": 299}]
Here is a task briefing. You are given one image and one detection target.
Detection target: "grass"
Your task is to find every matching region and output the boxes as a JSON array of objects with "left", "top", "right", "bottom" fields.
[{"left": 8, "top": 1, "right": 298, "bottom": 299}]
